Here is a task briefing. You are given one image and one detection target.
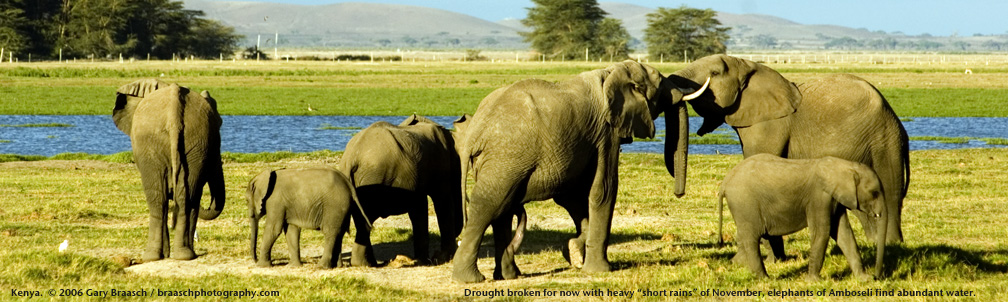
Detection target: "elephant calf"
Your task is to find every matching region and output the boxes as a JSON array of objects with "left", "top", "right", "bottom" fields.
[
  {"left": 717, "top": 154, "right": 887, "bottom": 281},
  {"left": 247, "top": 168, "right": 369, "bottom": 269}
]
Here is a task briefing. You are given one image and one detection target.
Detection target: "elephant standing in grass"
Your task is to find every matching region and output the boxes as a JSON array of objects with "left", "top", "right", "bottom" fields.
[
  {"left": 718, "top": 154, "right": 887, "bottom": 281},
  {"left": 339, "top": 114, "right": 464, "bottom": 266},
  {"left": 452, "top": 61, "right": 704, "bottom": 283},
  {"left": 669, "top": 54, "right": 909, "bottom": 244},
  {"left": 113, "top": 79, "right": 226, "bottom": 261},
  {"left": 247, "top": 168, "right": 369, "bottom": 268}
]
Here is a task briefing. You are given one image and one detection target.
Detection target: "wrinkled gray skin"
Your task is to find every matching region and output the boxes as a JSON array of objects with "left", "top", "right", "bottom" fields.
[
  {"left": 452, "top": 61, "right": 699, "bottom": 283},
  {"left": 669, "top": 54, "right": 909, "bottom": 244},
  {"left": 718, "top": 154, "right": 887, "bottom": 281},
  {"left": 339, "top": 114, "right": 464, "bottom": 266},
  {"left": 113, "top": 79, "right": 226, "bottom": 262},
  {"left": 247, "top": 168, "right": 368, "bottom": 269}
]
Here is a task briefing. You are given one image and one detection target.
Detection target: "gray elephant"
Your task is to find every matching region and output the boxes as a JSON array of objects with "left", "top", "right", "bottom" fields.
[
  {"left": 718, "top": 154, "right": 887, "bottom": 281},
  {"left": 113, "top": 79, "right": 225, "bottom": 262},
  {"left": 247, "top": 168, "right": 369, "bottom": 268},
  {"left": 668, "top": 54, "right": 909, "bottom": 244},
  {"left": 338, "top": 114, "right": 465, "bottom": 266},
  {"left": 452, "top": 61, "right": 704, "bottom": 283}
]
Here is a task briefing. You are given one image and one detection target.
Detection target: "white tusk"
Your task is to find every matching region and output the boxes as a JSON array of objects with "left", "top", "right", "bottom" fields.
[{"left": 681, "top": 76, "right": 710, "bottom": 101}]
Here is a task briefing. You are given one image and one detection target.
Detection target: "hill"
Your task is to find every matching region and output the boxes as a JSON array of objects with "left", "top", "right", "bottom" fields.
[{"left": 183, "top": 0, "right": 1007, "bottom": 52}]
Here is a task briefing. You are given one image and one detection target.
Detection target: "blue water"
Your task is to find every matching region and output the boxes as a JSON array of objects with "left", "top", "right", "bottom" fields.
[{"left": 0, "top": 115, "right": 1005, "bottom": 156}]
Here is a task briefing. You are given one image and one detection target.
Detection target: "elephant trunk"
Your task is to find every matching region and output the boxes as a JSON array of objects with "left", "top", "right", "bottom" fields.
[
  {"left": 199, "top": 161, "right": 226, "bottom": 220},
  {"left": 664, "top": 102, "right": 689, "bottom": 198},
  {"left": 874, "top": 208, "right": 888, "bottom": 278}
]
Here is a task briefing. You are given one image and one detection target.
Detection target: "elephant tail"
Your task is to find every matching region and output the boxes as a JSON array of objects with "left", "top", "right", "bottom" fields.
[
  {"left": 459, "top": 147, "right": 473, "bottom": 226},
  {"left": 717, "top": 189, "right": 725, "bottom": 246},
  {"left": 165, "top": 85, "right": 187, "bottom": 218},
  {"left": 346, "top": 172, "right": 373, "bottom": 230}
]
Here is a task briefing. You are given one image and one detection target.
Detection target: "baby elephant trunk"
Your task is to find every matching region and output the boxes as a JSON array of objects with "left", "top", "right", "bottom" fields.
[{"left": 874, "top": 209, "right": 887, "bottom": 278}]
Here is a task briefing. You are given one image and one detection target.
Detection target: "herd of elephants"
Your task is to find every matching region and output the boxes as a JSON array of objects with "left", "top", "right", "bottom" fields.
[{"left": 111, "top": 54, "right": 909, "bottom": 283}]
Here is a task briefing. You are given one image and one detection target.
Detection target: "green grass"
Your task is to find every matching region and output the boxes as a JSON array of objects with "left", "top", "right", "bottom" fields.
[
  {"left": 2, "top": 149, "right": 1006, "bottom": 300},
  {"left": 910, "top": 136, "right": 972, "bottom": 144},
  {"left": 4, "top": 61, "right": 1008, "bottom": 117},
  {"left": 0, "top": 123, "right": 74, "bottom": 128}
]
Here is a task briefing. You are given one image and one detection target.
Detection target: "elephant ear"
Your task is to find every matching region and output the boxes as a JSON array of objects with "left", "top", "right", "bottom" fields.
[
  {"left": 602, "top": 63, "right": 655, "bottom": 139},
  {"left": 723, "top": 61, "right": 801, "bottom": 127},
  {"left": 400, "top": 113, "right": 436, "bottom": 126},
  {"left": 113, "top": 79, "right": 168, "bottom": 135},
  {"left": 829, "top": 163, "right": 862, "bottom": 211},
  {"left": 453, "top": 114, "right": 471, "bottom": 134}
]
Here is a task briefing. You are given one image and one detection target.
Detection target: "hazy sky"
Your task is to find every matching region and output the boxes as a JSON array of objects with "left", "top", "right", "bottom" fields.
[{"left": 214, "top": 0, "right": 1008, "bottom": 36}]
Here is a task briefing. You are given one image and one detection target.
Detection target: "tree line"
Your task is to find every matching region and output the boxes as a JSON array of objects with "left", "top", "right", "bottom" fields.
[
  {"left": 521, "top": 1, "right": 728, "bottom": 61},
  {"left": 0, "top": 0, "right": 242, "bottom": 60}
]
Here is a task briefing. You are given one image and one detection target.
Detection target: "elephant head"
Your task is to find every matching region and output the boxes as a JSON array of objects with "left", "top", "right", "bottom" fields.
[
  {"left": 594, "top": 61, "right": 706, "bottom": 197},
  {"left": 828, "top": 159, "right": 887, "bottom": 278},
  {"left": 669, "top": 54, "right": 801, "bottom": 132},
  {"left": 246, "top": 170, "right": 278, "bottom": 261}
]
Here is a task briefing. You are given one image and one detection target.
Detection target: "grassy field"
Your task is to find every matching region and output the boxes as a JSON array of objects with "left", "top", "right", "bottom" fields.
[
  {"left": 4, "top": 59, "right": 1008, "bottom": 117},
  {"left": 2, "top": 57, "right": 1008, "bottom": 300},
  {"left": 1, "top": 149, "right": 1006, "bottom": 300}
]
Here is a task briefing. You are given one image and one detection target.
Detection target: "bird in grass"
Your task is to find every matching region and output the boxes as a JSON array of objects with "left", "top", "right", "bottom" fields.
[{"left": 59, "top": 240, "right": 69, "bottom": 253}]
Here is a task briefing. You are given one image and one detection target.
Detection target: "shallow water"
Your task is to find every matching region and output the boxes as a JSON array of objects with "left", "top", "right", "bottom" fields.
[{"left": 0, "top": 115, "right": 1005, "bottom": 156}]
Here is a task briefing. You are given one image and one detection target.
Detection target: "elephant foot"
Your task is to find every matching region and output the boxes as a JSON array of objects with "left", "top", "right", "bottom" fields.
[
  {"left": 141, "top": 250, "right": 163, "bottom": 263},
  {"left": 730, "top": 252, "right": 745, "bottom": 264},
  {"left": 256, "top": 260, "right": 272, "bottom": 267},
  {"left": 493, "top": 263, "right": 521, "bottom": 280},
  {"left": 288, "top": 259, "right": 303, "bottom": 267},
  {"left": 318, "top": 261, "right": 333, "bottom": 269},
  {"left": 453, "top": 265, "right": 486, "bottom": 283},
  {"left": 350, "top": 245, "right": 375, "bottom": 267},
  {"left": 567, "top": 239, "right": 585, "bottom": 269},
  {"left": 170, "top": 247, "right": 196, "bottom": 260},
  {"left": 582, "top": 257, "right": 611, "bottom": 273},
  {"left": 430, "top": 250, "right": 454, "bottom": 265},
  {"left": 803, "top": 273, "right": 823, "bottom": 282}
]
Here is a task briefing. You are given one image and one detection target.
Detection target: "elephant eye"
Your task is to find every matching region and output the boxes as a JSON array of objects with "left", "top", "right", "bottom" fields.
[{"left": 711, "top": 70, "right": 721, "bottom": 76}]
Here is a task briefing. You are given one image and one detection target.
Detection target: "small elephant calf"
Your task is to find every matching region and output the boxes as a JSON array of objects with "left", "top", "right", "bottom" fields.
[
  {"left": 717, "top": 154, "right": 887, "bottom": 281},
  {"left": 247, "top": 168, "right": 369, "bottom": 268}
]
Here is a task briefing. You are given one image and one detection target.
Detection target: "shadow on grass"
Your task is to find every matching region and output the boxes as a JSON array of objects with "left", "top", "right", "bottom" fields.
[{"left": 758, "top": 243, "right": 1008, "bottom": 280}]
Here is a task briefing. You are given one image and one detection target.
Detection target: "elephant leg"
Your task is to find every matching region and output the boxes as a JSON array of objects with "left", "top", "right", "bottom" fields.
[
  {"left": 764, "top": 236, "right": 788, "bottom": 262},
  {"left": 350, "top": 212, "right": 376, "bottom": 267},
  {"left": 137, "top": 166, "right": 169, "bottom": 262},
  {"left": 452, "top": 209, "right": 492, "bottom": 283},
  {"left": 170, "top": 200, "right": 197, "bottom": 260},
  {"left": 430, "top": 192, "right": 460, "bottom": 263},
  {"left": 832, "top": 211, "right": 870, "bottom": 281},
  {"left": 583, "top": 153, "right": 617, "bottom": 274},
  {"left": 286, "top": 225, "right": 302, "bottom": 267},
  {"left": 491, "top": 214, "right": 520, "bottom": 280},
  {"left": 555, "top": 194, "right": 589, "bottom": 269},
  {"left": 738, "top": 235, "right": 768, "bottom": 278},
  {"left": 257, "top": 215, "right": 283, "bottom": 267},
  {"left": 320, "top": 219, "right": 345, "bottom": 269},
  {"left": 805, "top": 220, "right": 831, "bottom": 281},
  {"left": 735, "top": 117, "right": 791, "bottom": 158},
  {"left": 407, "top": 196, "right": 430, "bottom": 262}
]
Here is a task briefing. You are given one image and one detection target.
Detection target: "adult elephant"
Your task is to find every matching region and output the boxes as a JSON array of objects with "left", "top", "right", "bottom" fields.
[
  {"left": 668, "top": 54, "right": 909, "bottom": 243},
  {"left": 452, "top": 61, "right": 703, "bottom": 283},
  {"left": 113, "top": 79, "right": 226, "bottom": 261}
]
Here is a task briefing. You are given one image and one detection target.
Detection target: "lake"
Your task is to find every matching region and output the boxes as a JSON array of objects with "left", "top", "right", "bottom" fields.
[{"left": 1, "top": 115, "right": 1006, "bottom": 156}]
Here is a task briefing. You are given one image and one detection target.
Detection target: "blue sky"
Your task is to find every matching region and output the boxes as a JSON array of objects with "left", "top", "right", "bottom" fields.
[{"left": 211, "top": 0, "right": 1008, "bottom": 36}]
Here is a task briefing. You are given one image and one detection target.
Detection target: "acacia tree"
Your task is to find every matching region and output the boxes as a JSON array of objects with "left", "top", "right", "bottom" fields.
[
  {"left": 0, "top": 0, "right": 29, "bottom": 55},
  {"left": 644, "top": 6, "right": 730, "bottom": 62},
  {"left": 521, "top": 0, "right": 606, "bottom": 60},
  {"left": 597, "top": 17, "right": 632, "bottom": 61}
]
